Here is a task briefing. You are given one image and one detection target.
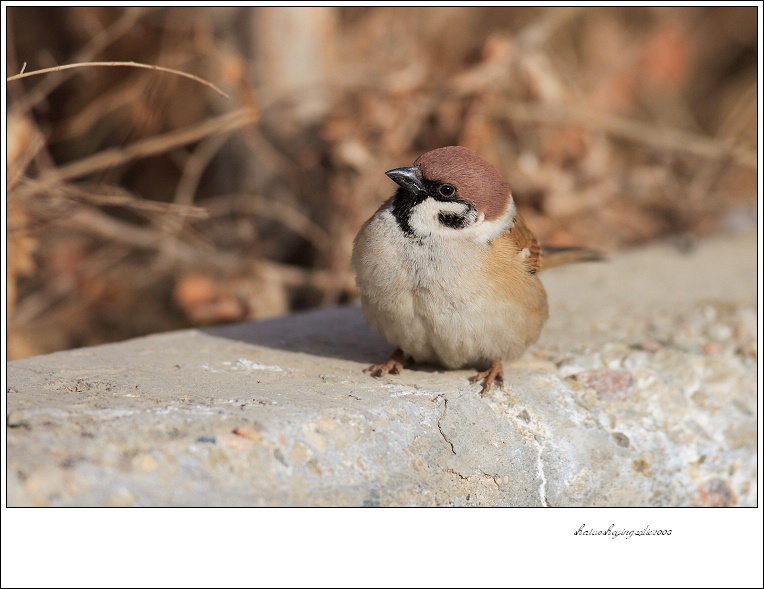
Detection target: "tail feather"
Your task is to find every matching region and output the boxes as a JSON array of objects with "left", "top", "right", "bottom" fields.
[{"left": 541, "top": 246, "right": 605, "bottom": 270}]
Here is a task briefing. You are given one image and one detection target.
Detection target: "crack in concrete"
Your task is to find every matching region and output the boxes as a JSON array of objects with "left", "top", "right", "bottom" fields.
[
  {"left": 447, "top": 468, "right": 468, "bottom": 480},
  {"left": 480, "top": 470, "right": 501, "bottom": 490},
  {"left": 437, "top": 396, "right": 456, "bottom": 455}
]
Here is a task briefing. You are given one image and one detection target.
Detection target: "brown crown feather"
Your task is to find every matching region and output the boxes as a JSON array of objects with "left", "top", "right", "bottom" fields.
[{"left": 414, "top": 146, "right": 511, "bottom": 221}]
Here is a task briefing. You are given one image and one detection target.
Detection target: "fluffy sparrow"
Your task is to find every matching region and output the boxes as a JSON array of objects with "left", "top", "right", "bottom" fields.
[{"left": 352, "top": 146, "right": 598, "bottom": 394}]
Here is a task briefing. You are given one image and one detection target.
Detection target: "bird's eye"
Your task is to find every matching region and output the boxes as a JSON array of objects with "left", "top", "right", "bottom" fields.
[{"left": 439, "top": 184, "right": 456, "bottom": 197}]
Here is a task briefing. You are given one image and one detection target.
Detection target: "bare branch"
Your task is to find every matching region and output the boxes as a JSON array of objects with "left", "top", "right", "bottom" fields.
[
  {"left": 8, "top": 60, "right": 230, "bottom": 99},
  {"left": 13, "top": 181, "right": 209, "bottom": 219},
  {"left": 16, "top": 109, "right": 259, "bottom": 196},
  {"left": 9, "top": 7, "right": 147, "bottom": 115}
]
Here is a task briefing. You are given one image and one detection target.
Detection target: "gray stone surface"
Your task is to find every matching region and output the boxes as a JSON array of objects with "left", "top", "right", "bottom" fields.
[{"left": 6, "top": 231, "right": 758, "bottom": 506}]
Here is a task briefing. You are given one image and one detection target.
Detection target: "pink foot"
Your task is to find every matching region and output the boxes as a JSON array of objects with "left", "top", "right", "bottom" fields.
[
  {"left": 368, "top": 347, "right": 412, "bottom": 377},
  {"left": 470, "top": 359, "right": 504, "bottom": 396}
]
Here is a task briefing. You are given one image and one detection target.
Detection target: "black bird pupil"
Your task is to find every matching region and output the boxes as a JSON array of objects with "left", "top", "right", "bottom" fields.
[{"left": 440, "top": 184, "right": 454, "bottom": 196}]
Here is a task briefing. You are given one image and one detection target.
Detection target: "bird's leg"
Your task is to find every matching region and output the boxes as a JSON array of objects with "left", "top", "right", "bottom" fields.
[
  {"left": 470, "top": 359, "right": 504, "bottom": 396},
  {"left": 368, "top": 347, "right": 412, "bottom": 377}
]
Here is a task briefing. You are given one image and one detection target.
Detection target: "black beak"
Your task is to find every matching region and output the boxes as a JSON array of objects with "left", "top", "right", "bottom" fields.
[{"left": 385, "top": 165, "right": 425, "bottom": 194}]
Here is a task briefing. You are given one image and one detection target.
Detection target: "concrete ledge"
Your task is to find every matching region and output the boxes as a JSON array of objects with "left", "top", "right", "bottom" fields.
[{"left": 6, "top": 231, "right": 757, "bottom": 506}]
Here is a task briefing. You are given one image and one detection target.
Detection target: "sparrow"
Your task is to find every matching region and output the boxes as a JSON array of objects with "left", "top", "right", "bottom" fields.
[{"left": 352, "top": 145, "right": 599, "bottom": 395}]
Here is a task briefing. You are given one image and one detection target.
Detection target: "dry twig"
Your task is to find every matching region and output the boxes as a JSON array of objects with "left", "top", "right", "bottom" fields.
[
  {"left": 7, "top": 60, "right": 230, "bottom": 98},
  {"left": 8, "top": 8, "right": 147, "bottom": 115},
  {"left": 16, "top": 109, "right": 259, "bottom": 196},
  {"left": 12, "top": 180, "right": 209, "bottom": 220}
]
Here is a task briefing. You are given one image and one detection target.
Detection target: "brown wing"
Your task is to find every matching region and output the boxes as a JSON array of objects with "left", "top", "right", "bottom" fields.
[{"left": 511, "top": 211, "right": 543, "bottom": 274}]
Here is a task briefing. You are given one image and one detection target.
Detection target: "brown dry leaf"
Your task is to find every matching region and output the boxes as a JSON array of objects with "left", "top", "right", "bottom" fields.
[
  {"left": 640, "top": 22, "right": 691, "bottom": 92},
  {"left": 173, "top": 273, "right": 246, "bottom": 325}
]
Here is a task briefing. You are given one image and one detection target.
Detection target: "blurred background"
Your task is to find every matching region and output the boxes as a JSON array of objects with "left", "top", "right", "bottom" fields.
[{"left": 6, "top": 6, "right": 758, "bottom": 360}]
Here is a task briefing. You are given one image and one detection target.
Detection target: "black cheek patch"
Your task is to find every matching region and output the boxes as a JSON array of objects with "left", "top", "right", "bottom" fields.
[{"left": 438, "top": 211, "right": 471, "bottom": 229}]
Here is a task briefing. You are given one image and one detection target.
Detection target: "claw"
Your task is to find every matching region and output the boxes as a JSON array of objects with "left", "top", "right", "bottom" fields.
[
  {"left": 368, "top": 347, "right": 412, "bottom": 377},
  {"left": 470, "top": 359, "right": 504, "bottom": 396}
]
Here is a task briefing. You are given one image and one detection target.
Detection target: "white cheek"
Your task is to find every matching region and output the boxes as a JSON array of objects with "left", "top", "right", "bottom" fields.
[
  {"left": 460, "top": 198, "right": 517, "bottom": 243},
  {"left": 408, "top": 199, "right": 473, "bottom": 237},
  {"left": 406, "top": 197, "right": 517, "bottom": 243}
]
